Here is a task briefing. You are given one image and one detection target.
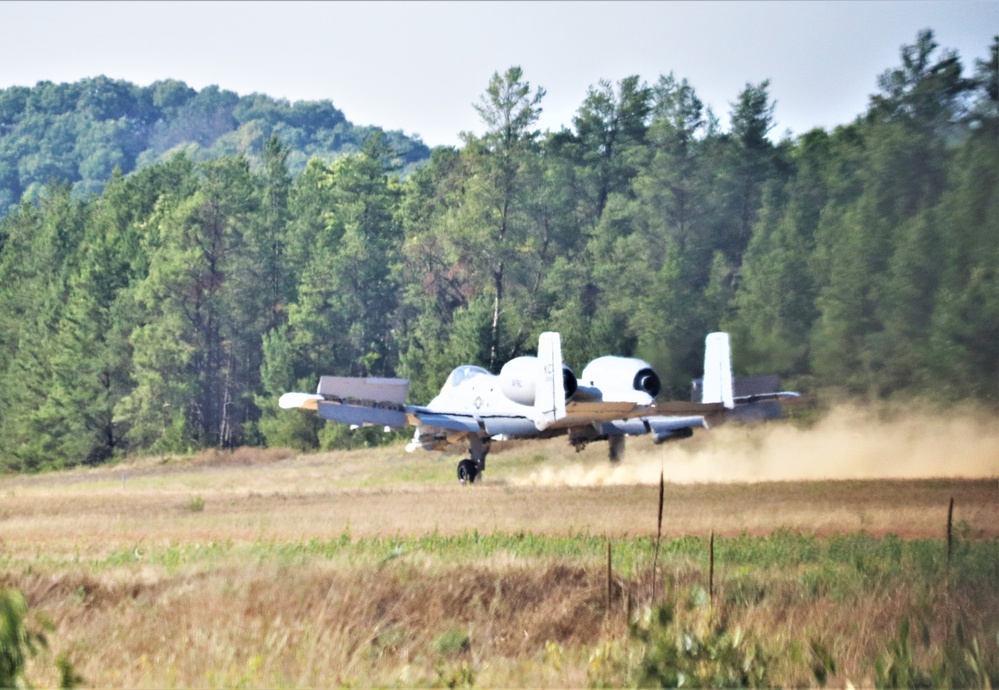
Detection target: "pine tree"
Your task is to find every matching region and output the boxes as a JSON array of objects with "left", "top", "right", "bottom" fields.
[{"left": 467, "top": 66, "right": 545, "bottom": 370}]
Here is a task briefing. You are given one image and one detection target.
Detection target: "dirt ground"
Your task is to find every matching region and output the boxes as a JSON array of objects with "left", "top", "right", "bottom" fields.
[
  {"left": 1, "top": 446, "right": 995, "bottom": 557},
  {"left": 2, "top": 406, "right": 996, "bottom": 553}
]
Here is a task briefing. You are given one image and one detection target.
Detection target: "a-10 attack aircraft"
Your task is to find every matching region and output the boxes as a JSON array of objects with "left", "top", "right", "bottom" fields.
[{"left": 279, "top": 332, "right": 800, "bottom": 484}]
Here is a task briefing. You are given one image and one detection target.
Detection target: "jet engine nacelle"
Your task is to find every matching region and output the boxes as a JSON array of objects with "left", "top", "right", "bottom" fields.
[
  {"left": 499, "top": 356, "right": 578, "bottom": 406},
  {"left": 580, "top": 356, "right": 661, "bottom": 402}
]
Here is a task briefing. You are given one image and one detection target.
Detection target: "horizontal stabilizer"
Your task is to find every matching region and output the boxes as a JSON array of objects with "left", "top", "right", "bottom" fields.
[
  {"left": 653, "top": 400, "right": 726, "bottom": 415},
  {"left": 694, "top": 373, "right": 803, "bottom": 405},
  {"left": 733, "top": 391, "right": 803, "bottom": 405}
]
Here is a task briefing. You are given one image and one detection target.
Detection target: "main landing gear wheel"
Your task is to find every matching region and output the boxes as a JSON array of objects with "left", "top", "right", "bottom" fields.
[{"left": 457, "top": 459, "right": 479, "bottom": 484}]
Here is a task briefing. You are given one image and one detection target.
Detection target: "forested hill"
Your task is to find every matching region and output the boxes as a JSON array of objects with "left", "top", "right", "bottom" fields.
[
  {"left": 0, "top": 76, "right": 431, "bottom": 213},
  {"left": 0, "top": 30, "right": 996, "bottom": 473}
]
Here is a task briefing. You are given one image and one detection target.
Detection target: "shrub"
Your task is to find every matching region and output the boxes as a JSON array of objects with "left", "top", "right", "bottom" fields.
[
  {"left": 630, "top": 590, "right": 775, "bottom": 688},
  {"left": 876, "top": 616, "right": 999, "bottom": 689},
  {"left": 0, "top": 588, "right": 49, "bottom": 688},
  {"left": 433, "top": 627, "right": 471, "bottom": 657}
]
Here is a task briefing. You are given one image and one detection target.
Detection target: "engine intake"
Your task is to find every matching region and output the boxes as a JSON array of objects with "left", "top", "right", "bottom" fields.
[{"left": 634, "top": 368, "right": 662, "bottom": 397}]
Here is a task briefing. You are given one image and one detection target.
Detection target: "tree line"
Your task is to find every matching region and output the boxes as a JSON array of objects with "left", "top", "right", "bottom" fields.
[
  {"left": 0, "top": 30, "right": 995, "bottom": 472},
  {"left": 0, "top": 76, "right": 430, "bottom": 213}
]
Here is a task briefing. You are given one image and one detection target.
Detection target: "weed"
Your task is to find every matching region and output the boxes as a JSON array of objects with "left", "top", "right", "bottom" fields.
[
  {"left": 1, "top": 588, "right": 42, "bottom": 687},
  {"left": 56, "top": 654, "right": 85, "bottom": 689},
  {"left": 875, "top": 617, "right": 933, "bottom": 688},
  {"left": 434, "top": 627, "right": 471, "bottom": 657},
  {"left": 543, "top": 640, "right": 564, "bottom": 670},
  {"left": 587, "top": 639, "right": 633, "bottom": 688},
  {"left": 876, "top": 615, "right": 999, "bottom": 689},
  {"left": 1, "top": 587, "right": 79, "bottom": 689},
  {"left": 629, "top": 591, "right": 775, "bottom": 688},
  {"left": 185, "top": 495, "right": 205, "bottom": 512},
  {"left": 434, "top": 660, "right": 476, "bottom": 688},
  {"left": 809, "top": 638, "right": 837, "bottom": 687},
  {"left": 933, "top": 625, "right": 998, "bottom": 688}
]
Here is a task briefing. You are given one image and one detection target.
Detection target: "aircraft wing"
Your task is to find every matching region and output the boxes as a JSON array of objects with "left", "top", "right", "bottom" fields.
[
  {"left": 560, "top": 396, "right": 789, "bottom": 423},
  {"left": 278, "top": 382, "right": 488, "bottom": 435},
  {"left": 600, "top": 415, "right": 708, "bottom": 443},
  {"left": 559, "top": 400, "right": 641, "bottom": 426},
  {"left": 279, "top": 377, "right": 412, "bottom": 429},
  {"left": 277, "top": 392, "right": 323, "bottom": 411},
  {"left": 405, "top": 408, "right": 481, "bottom": 433}
]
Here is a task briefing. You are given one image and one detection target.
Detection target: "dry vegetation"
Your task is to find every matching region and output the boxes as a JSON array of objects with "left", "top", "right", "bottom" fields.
[{"left": 1, "top": 406, "right": 997, "bottom": 687}]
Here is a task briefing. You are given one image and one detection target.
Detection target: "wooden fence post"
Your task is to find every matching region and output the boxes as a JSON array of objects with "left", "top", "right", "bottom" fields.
[
  {"left": 709, "top": 531, "right": 715, "bottom": 601},
  {"left": 947, "top": 496, "right": 954, "bottom": 567},
  {"left": 607, "top": 541, "right": 613, "bottom": 614},
  {"left": 652, "top": 469, "right": 664, "bottom": 603}
]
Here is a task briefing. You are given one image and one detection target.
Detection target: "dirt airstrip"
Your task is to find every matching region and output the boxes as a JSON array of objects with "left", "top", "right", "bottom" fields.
[{"left": 1, "top": 403, "right": 996, "bottom": 551}]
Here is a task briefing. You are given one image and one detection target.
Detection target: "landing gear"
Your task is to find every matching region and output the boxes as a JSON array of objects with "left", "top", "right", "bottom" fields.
[
  {"left": 457, "top": 459, "right": 479, "bottom": 484},
  {"left": 456, "top": 435, "right": 489, "bottom": 485},
  {"left": 569, "top": 428, "right": 627, "bottom": 463},
  {"left": 608, "top": 435, "right": 625, "bottom": 463}
]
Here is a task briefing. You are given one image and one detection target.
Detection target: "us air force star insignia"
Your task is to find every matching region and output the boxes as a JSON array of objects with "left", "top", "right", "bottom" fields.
[{"left": 474, "top": 396, "right": 483, "bottom": 409}]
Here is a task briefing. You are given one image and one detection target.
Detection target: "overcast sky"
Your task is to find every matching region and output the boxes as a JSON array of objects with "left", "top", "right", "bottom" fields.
[{"left": 2, "top": 1, "right": 995, "bottom": 147}]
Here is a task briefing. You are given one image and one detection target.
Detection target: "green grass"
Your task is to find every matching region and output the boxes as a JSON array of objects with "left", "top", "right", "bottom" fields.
[{"left": 10, "top": 529, "right": 992, "bottom": 586}]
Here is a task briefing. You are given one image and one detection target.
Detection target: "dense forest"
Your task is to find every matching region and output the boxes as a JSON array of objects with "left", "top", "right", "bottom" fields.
[
  {"left": 0, "top": 76, "right": 430, "bottom": 213},
  {"left": 0, "top": 30, "right": 995, "bottom": 472}
]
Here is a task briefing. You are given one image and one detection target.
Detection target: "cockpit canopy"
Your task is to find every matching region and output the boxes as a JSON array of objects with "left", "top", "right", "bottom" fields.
[{"left": 442, "top": 365, "right": 489, "bottom": 393}]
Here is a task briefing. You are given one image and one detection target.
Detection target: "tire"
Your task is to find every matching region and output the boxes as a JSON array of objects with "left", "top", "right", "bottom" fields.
[{"left": 457, "top": 459, "right": 479, "bottom": 484}]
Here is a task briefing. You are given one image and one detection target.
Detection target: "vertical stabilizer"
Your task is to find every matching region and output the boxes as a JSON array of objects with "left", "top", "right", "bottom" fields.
[
  {"left": 534, "top": 331, "right": 566, "bottom": 430},
  {"left": 702, "top": 332, "right": 735, "bottom": 409}
]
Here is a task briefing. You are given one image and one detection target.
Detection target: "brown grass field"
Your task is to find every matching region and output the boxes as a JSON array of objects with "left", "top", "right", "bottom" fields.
[{"left": 1, "top": 405, "right": 997, "bottom": 687}]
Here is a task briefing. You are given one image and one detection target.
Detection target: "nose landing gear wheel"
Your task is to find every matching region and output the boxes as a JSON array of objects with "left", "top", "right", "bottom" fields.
[{"left": 457, "top": 459, "right": 479, "bottom": 484}]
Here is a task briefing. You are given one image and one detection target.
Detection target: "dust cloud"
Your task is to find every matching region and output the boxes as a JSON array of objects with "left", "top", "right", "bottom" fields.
[{"left": 511, "top": 405, "right": 999, "bottom": 487}]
